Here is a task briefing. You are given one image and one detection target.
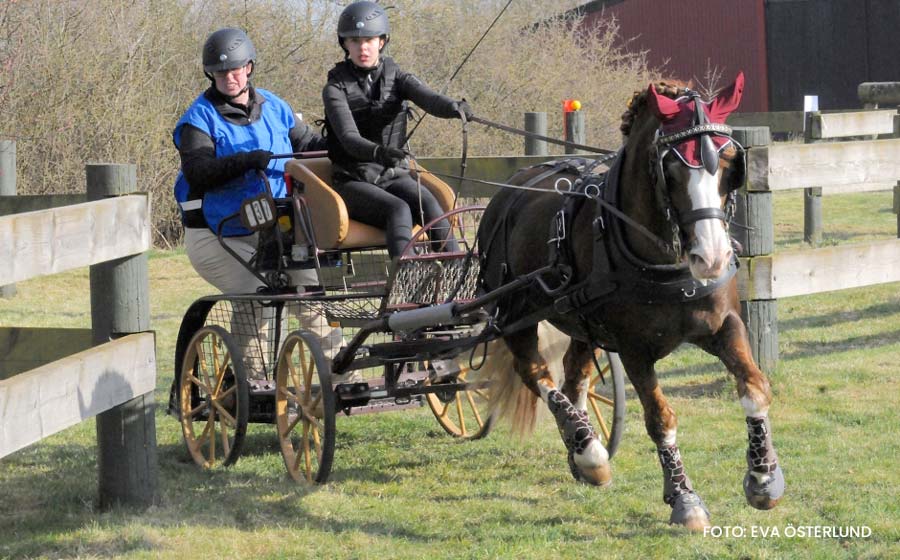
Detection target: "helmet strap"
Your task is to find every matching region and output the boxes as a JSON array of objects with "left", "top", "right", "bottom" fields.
[{"left": 223, "top": 82, "right": 251, "bottom": 101}]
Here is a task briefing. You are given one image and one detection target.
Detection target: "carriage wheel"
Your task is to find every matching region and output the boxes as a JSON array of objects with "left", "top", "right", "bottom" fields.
[
  {"left": 587, "top": 350, "right": 626, "bottom": 458},
  {"left": 179, "top": 325, "right": 249, "bottom": 468},
  {"left": 424, "top": 360, "right": 494, "bottom": 440},
  {"left": 275, "top": 330, "right": 336, "bottom": 484}
]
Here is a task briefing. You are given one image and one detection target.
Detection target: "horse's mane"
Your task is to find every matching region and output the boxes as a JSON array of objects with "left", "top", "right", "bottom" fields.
[{"left": 620, "top": 80, "right": 691, "bottom": 137}]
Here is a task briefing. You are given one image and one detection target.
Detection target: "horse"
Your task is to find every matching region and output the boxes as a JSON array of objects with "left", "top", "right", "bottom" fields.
[{"left": 475, "top": 73, "right": 784, "bottom": 530}]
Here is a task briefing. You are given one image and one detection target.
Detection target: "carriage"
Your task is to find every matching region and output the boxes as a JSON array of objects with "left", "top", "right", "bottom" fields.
[{"left": 171, "top": 155, "right": 627, "bottom": 484}]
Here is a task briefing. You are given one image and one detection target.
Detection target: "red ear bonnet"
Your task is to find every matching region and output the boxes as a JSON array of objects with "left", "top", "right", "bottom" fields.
[
  {"left": 651, "top": 72, "right": 745, "bottom": 169},
  {"left": 648, "top": 84, "right": 682, "bottom": 123},
  {"left": 707, "top": 71, "right": 744, "bottom": 122}
]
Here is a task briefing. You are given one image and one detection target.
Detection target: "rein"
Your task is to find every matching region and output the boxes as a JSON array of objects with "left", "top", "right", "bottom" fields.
[
  {"left": 414, "top": 165, "right": 675, "bottom": 257},
  {"left": 469, "top": 115, "right": 617, "bottom": 155}
]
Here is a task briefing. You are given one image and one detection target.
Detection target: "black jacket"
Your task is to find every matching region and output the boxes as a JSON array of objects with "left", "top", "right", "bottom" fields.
[{"left": 322, "top": 57, "right": 458, "bottom": 182}]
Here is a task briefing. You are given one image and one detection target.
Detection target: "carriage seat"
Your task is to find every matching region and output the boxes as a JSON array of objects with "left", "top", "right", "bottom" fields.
[{"left": 284, "top": 158, "right": 455, "bottom": 251}]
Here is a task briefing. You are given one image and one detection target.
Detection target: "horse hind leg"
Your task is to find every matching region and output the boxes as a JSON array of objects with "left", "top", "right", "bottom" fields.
[{"left": 505, "top": 326, "right": 611, "bottom": 486}]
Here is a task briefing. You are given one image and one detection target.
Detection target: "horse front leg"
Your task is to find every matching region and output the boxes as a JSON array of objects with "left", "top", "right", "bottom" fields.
[
  {"left": 620, "top": 351, "right": 711, "bottom": 530},
  {"left": 506, "top": 329, "right": 611, "bottom": 486},
  {"left": 703, "top": 310, "right": 785, "bottom": 510}
]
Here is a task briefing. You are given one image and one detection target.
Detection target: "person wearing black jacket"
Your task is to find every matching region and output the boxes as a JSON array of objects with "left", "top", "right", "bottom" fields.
[{"left": 322, "top": 1, "right": 472, "bottom": 257}]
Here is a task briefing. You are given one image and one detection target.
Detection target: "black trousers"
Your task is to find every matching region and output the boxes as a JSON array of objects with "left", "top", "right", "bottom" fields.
[{"left": 334, "top": 172, "right": 457, "bottom": 257}]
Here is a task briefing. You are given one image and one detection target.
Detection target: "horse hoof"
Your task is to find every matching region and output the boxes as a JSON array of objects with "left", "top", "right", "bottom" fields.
[
  {"left": 567, "top": 450, "right": 612, "bottom": 487},
  {"left": 580, "top": 463, "right": 613, "bottom": 487},
  {"left": 669, "top": 493, "right": 711, "bottom": 531},
  {"left": 744, "top": 464, "right": 785, "bottom": 510}
]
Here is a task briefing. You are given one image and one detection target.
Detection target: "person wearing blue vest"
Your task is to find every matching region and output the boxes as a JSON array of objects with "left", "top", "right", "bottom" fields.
[
  {"left": 323, "top": 1, "right": 472, "bottom": 258},
  {"left": 172, "top": 27, "right": 345, "bottom": 381}
]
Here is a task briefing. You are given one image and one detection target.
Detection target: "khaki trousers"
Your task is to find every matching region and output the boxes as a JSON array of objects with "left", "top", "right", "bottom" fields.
[{"left": 185, "top": 227, "right": 343, "bottom": 377}]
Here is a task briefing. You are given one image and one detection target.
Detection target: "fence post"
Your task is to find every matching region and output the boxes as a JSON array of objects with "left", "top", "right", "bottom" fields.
[
  {"left": 0, "top": 140, "right": 16, "bottom": 298},
  {"left": 732, "top": 127, "right": 778, "bottom": 372},
  {"left": 524, "top": 112, "right": 548, "bottom": 156},
  {"left": 564, "top": 111, "right": 585, "bottom": 155},
  {"left": 87, "top": 163, "right": 159, "bottom": 509},
  {"left": 895, "top": 181, "right": 900, "bottom": 238},
  {"left": 894, "top": 115, "right": 900, "bottom": 237},
  {"left": 802, "top": 111, "right": 823, "bottom": 245}
]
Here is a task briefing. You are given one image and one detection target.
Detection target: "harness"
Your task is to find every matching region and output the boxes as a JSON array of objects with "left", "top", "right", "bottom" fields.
[{"left": 478, "top": 118, "right": 743, "bottom": 348}]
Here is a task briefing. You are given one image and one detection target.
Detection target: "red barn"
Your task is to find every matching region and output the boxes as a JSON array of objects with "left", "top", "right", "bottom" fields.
[{"left": 569, "top": 0, "right": 900, "bottom": 112}]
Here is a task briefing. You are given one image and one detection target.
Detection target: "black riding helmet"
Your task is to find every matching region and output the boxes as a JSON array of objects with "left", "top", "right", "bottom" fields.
[
  {"left": 202, "top": 27, "right": 257, "bottom": 80},
  {"left": 337, "top": 1, "right": 390, "bottom": 54}
]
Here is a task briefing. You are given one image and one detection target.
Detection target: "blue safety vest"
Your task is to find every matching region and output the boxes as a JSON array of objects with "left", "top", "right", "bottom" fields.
[{"left": 173, "top": 88, "right": 294, "bottom": 236}]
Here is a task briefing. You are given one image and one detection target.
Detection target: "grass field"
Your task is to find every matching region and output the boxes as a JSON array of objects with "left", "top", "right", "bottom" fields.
[{"left": 1, "top": 191, "right": 899, "bottom": 559}]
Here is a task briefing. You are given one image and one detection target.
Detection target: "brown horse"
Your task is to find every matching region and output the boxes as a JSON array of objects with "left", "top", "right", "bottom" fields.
[{"left": 476, "top": 73, "right": 784, "bottom": 530}]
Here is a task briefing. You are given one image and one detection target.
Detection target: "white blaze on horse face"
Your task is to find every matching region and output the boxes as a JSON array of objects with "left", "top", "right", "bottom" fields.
[{"left": 685, "top": 167, "right": 733, "bottom": 279}]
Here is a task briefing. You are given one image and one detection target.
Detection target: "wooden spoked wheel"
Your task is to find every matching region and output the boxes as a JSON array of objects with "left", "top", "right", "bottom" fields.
[
  {"left": 586, "top": 350, "right": 626, "bottom": 459},
  {"left": 424, "top": 360, "right": 494, "bottom": 440},
  {"left": 179, "top": 325, "right": 249, "bottom": 468},
  {"left": 275, "top": 330, "right": 336, "bottom": 484}
]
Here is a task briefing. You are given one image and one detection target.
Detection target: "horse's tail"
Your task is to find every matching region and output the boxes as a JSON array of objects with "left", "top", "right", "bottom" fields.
[{"left": 481, "top": 322, "right": 570, "bottom": 437}]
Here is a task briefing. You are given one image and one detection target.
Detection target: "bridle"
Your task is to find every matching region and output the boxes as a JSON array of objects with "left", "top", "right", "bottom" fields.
[{"left": 649, "top": 90, "right": 745, "bottom": 257}]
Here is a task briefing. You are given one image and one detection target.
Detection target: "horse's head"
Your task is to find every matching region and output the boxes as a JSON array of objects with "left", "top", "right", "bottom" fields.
[{"left": 622, "top": 73, "right": 746, "bottom": 280}]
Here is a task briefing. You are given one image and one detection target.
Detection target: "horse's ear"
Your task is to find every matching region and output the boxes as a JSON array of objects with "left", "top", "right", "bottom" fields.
[
  {"left": 647, "top": 84, "right": 681, "bottom": 123},
  {"left": 708, "top": 72, "right": 744, "bottom": 121}
]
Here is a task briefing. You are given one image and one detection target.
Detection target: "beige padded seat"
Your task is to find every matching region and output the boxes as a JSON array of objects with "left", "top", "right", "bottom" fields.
[{"left": 284, "top": 158, "right": 455, "bottom": 250}]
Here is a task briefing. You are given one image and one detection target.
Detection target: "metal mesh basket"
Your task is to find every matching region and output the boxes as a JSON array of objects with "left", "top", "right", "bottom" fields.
[
  {"left": 384, "top": 206, "right": 484, "bottom": 309},
  {"left": 385, "top": 254, "right": 480, "bottom": 308},
  {"left": 316, "top": 247, "right": 392, "bottom": 296}
]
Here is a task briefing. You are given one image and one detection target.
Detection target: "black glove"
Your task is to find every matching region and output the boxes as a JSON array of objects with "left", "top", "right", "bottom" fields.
[
  {"left": 375, "top": 145, "right": 407, "bottom": 168},
  {"left": 245, "top": 149, "right": 273, "bottom": 170},
  {"left": 454, "top": 99, "right": 474, "bottom": 120}
]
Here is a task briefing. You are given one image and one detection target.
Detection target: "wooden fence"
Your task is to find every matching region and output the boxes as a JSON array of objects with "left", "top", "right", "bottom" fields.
[
  {"left": 730, "top": 111, "right": 900, "bottom": 370},
  {"left": 0, "top": 150, "right": 158, "bottom": 509}
]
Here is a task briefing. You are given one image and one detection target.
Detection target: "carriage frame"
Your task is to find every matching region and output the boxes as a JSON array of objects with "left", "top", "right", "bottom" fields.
[{"left": 172, "top": 157, "right": 626, "bottom": 484}]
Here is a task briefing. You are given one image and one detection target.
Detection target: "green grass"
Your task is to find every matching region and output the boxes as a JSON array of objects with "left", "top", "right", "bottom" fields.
[{"left": 1, "top": 192, "right": 899, "bottom": 558}]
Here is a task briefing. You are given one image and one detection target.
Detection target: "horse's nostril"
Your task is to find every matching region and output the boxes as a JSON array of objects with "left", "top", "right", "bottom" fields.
[{"left": 689, "top": 253, "right": 707, "bottom": 267}]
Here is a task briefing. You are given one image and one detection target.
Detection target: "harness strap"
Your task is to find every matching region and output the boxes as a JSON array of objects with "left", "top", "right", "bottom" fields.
[
  {"left": 656, "top": 122, "right": 732, "bottom": 146},
  {"left": 678, "top": 207, "right": 727, "bottom": 225}
]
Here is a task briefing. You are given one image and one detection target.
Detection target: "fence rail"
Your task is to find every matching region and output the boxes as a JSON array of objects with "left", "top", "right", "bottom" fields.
[
  {"left": 0, "top": 194, "right": 149, "bottom": 285},
  {"left": 733, "top": 117, "right": 900, "bottom": 369},
  {"left": 747, "top": 138, "right": 900, "bottom": 192},
  {"left": 727, "top": 108, "right": 897, "bottom": 137}
]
